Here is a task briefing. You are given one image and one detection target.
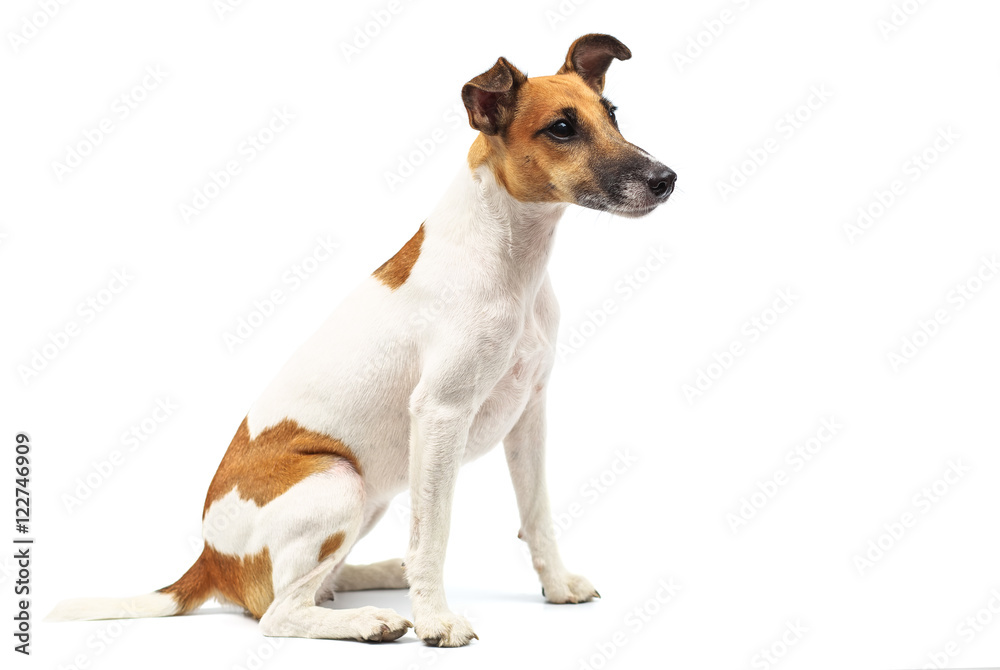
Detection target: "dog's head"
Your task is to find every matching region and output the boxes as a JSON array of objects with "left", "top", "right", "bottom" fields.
[{"left": 462, "top": 34, "right": 675, "bottom": 218}]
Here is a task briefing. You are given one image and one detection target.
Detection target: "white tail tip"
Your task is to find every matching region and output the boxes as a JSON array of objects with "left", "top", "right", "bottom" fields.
[{"left": 46, "top": 593, "right": 178, "bottom": 622}]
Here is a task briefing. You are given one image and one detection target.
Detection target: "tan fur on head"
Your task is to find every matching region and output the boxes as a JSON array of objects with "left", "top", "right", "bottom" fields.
[
  {"left": 462, "top": 34, "right": 673, "bottom": 217},
  {"left": 557, "top": 33, "right": 632, "bottom": 94},
  {"left": 467, "top": 74, "right": 630, "bottom": 203},
  {"left": 461, "top": 57, "right": 528, "bottom": 137}
]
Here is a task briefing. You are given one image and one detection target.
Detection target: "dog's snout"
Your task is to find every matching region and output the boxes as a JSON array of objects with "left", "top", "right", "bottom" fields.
[{"left": 647, "top": 167, "right": 676, "bottom": 199}]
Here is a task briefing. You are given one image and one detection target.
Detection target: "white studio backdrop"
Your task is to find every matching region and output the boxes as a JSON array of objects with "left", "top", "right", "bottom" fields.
[{"left": 2, "top": 1, "right": 999, "bottom": 669}]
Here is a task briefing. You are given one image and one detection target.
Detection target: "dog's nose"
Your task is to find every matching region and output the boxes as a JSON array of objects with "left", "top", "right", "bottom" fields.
[{"left": 648, "top": 167, "right": 677, "bottom": 199}]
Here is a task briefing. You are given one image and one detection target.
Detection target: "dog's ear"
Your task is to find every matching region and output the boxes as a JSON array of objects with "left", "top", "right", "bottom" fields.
[
  {"left": 461, "top": 57, "right": 527, "bottom": 136},
  {"left": 557, "top": 34, "right": 631, "bottom": 94}
]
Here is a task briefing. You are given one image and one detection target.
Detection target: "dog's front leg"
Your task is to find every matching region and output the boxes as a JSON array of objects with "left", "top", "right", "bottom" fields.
[
  {"left": 405, "top": 380, "right": 480, "bottom": 647},
  {"left": 504, "top": 390, "right": 600, "bottom": 604}
]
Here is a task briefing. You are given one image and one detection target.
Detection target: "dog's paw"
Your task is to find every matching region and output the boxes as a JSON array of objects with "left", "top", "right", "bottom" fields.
[
  {"left": 351, "top": 606, "right": 412, "bottom": 642},
  {"left": 542, "top": 573, "right": 600, "bottom": 604},
  {"left": 414, "top": 610, "right": 478, "bottom": 647}
]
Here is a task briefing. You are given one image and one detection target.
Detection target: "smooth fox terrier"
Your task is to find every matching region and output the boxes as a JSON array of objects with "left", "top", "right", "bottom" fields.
[{"left": 49, "top": 33, "right": 676, "bottom": 646}]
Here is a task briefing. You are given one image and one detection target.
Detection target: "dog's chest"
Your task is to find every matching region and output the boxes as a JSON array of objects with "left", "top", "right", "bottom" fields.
[{"left": 464, "top": 306, "right": 552, "bottom": 461}]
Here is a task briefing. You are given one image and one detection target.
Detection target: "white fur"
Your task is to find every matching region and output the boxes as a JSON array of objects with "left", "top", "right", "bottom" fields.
[
  {"left": 46, "top": 592, "right": 177, "bottom": 622},
  {"left": 250, "top": 165, "right": 591, "bottom": 644},
  {"left": 203, "top": 460, "right": 366, "bottom": 595},
  {"left": 333, "top": 559, "right": 408, "bottom": 591},
  {"left": 49, "top": 164, "right": 597, "bottom": 645}
]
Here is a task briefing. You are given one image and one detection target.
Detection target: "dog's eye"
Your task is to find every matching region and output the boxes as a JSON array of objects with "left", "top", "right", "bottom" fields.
[
  {"left": 608, "top": 107, "right": 618, "bottom": 125},
  {"left": 547, "top": 120, "right": 576, "bottom": 139}
]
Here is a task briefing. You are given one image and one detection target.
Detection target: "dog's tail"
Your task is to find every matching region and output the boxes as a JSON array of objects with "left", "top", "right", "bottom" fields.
[{"left": 46, "top": 549, "right": 216, "bottom": 622}]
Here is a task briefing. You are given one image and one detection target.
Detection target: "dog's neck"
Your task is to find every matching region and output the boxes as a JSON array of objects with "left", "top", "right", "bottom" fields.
[{"left": 425, "top": 162, "right": 567, "bottom": 295}]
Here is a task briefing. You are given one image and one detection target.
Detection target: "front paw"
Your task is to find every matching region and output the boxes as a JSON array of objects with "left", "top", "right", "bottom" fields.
[
  {"left": 414, "top": 610, "right": 478, "bottom": 647},
  {"left": 542, "top": 573, "right": 600, "bottom": 604}
]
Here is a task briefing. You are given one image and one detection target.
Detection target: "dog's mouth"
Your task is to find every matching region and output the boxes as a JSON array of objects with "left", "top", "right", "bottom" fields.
[
  {"left": 576, "top": 175, "right": 675, "bottom": 218},
  {"left": 576, "top": 161, "right": 676, "bottom": 218},
  {"left": 605, "top": 201, "right": 660, "bottom": 219},
  {"left": 620, "top": 192, "right": 674, "bottom": 217},
  {"left": 576, "top": 194, "right": 661, "bottom": 218}
]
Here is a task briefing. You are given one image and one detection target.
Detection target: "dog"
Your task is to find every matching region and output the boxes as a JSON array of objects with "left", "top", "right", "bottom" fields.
[{"left": 48, "top": 33, "right": 676, "bottom": 647}]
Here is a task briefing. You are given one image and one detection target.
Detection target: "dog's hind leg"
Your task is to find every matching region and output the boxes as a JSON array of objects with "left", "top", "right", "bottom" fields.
[
  {"left": 260, "top": 562, "right": 411, "bottom": 641},
  {"left": 325, "top": 502, "right": 408, "bottom": 592},
  {"left": 334, "top": 559, "right": 408, "bottom": 591},
  {"left": 253, "top": 461, "right": 411, "bottom": 641}
]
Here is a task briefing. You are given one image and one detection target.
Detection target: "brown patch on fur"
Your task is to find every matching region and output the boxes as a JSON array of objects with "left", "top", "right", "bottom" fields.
[
  {"left": 158, "top": 549, "right": 215, "bottom": 615},
  {"left": 468, "top": 74, "right": 631, "bottom": 203},
  {"left": 373, "top": 224, "right": 424, "bottom": 290},
  {"left": 162, "top": 419, "right": 359, "bottom": 620},
  {"left": 461, "top": 57, "right": 528, "bottom": 136},
  {"left": 318, "top": 531, "right": 346, "bottom": 563},
  {"left": 158, "top": 545, "right": 275, "bottom": 619},
  {"left": 204, "top": 418, "right": 361, "bottom": 515},
  {"left": 467, "top": 134, "right": 490, "bottom": 173},
  {"left": 556, "top": 34, "right": 631, "bottom": 94},
  {"left": 207, "top": 546, "right": 274, "bottom": 619}
]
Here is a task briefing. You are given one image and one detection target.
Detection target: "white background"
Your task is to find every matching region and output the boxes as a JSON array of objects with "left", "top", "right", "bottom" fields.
[{"left": 2, "top": 0, "right": 999, "bottom": 669}]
